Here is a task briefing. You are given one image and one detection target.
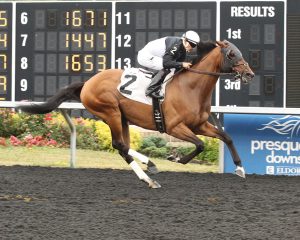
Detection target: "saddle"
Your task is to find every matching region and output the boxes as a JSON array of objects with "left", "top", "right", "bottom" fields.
[{"left": 117, "top": 68, "right": 167, "bottom": 133}]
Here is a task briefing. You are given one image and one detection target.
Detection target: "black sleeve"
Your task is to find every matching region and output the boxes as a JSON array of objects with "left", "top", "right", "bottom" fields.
[{"left": 163, "top": 41, "right": 184, "bottom": 69}]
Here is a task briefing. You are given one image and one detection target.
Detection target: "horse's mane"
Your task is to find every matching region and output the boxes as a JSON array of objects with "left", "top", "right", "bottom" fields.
[{"left": 190, "top": 41, "right": 217, "bottom": 64}]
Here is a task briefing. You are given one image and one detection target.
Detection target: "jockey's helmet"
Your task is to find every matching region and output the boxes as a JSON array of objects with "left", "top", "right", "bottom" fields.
[{"left": 182, "top": 31, "right": 201, "bottom": 45}]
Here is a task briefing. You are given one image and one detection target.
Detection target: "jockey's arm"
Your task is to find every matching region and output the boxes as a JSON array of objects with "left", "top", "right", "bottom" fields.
[{"left": 163, "top": 51, "right": 192, "bottom": 69}]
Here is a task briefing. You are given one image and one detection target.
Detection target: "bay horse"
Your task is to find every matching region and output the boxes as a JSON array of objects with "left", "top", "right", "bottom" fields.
[{"left": 18, "top": 40, "right": 254, "bottom": 188}]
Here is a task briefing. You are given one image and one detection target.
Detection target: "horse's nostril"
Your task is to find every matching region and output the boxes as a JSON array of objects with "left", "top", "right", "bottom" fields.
[{"left": 247, "top": 72, "right": 255, "bottom": 78}]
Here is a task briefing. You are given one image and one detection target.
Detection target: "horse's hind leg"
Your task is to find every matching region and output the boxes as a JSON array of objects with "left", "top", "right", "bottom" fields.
[
  {"left": 197, "top": 121, "right": 245, "bottom": 178},
  {"left": 106, "top": 113, "right": 161, "bottom": 188},
  {"left": 121, "top": 119, "right": 159, "bottom": 174}
]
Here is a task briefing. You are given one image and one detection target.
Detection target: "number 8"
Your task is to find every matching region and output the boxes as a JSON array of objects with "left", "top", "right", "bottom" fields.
[{"left": 21, "top": 57, "right": 28, "bottom": 69}]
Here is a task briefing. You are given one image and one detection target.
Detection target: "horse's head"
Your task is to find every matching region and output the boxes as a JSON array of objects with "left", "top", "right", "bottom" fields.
[{"left": 216, "top": 40, "right": 255, "bottom": 84}]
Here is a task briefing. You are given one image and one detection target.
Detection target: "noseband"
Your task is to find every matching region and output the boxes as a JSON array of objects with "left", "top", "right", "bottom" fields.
[{"left": 231, "top": 62, "right": 249, "bottom": 81}]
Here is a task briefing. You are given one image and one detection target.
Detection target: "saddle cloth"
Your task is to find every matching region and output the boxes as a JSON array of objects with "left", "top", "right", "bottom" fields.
[{"left": 117, "top": 68, "right": 172, "bottom": 105}]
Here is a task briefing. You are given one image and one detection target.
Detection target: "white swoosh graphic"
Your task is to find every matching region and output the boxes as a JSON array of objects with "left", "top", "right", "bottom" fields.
[{"left": 258, "top": 115, "right": 300, "bottom": 138}]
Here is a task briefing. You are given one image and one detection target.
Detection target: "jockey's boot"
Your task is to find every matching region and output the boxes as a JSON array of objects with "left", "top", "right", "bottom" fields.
[{"left": 145, "top": 69, "right": 170, "bottom": 99}]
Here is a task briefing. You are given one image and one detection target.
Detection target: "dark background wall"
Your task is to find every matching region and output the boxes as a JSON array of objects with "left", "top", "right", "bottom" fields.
[{"left": 287, "top": 0, "right": 300, "bottom": 107}]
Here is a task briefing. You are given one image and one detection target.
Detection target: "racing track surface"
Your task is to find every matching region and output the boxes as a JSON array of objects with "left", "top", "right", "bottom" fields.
[{"left": 0, "top": 166, "right": 299, "bottom": 240}]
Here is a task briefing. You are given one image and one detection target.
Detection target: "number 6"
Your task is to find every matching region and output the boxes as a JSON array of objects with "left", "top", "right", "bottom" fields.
[{"left": 21, "top": 12, "right": 28, "bottom": 24}]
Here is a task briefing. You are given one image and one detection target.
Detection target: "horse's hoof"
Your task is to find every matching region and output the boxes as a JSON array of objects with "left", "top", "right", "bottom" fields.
[
  {"left": 235, "top": 166, "right": 246, "bottom": 178},
  {"left": 167, "top": 154, "right": 175, "bottom": 161},
  {"left": 149, "top": 180, "right": 161, "bottom": 189},
  {"left": 147, "top": 165, "right": 159, "bottom": 175},
  {"left": 167, "top": 155, "right": 180, "bottom": 163}
]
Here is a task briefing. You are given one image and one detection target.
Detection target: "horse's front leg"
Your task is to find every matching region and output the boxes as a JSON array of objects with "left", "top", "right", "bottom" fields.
[
  {"left": 96, "top": 112, "right": 161, "bottom": 188},
  {"left": 121, "top": 117, "right": 159, "bottom": 174},
  {"left": 168, "top": 123, "right": 204, "bottom": 164},
  {"left": 197, "top": 121, "right": 245, "bottom": 178},
  {"left": 111, "top": 136, "right": 161, "bottom": 188}
]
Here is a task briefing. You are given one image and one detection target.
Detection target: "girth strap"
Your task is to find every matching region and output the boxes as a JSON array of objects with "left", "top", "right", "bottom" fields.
[{"left": 152, "top": 98, "right": 166, "bottom": 133}]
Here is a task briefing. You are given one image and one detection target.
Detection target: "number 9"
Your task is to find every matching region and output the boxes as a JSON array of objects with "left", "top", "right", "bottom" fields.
[{"left": 20, "top": 79, "right": 28, "bottom": 91}]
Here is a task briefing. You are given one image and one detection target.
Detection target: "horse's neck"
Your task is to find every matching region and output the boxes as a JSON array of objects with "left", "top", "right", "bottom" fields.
[
  {"left": 180, "top": 47, "right": 222, "bottom": 106},
  {"left": 170, "top": 47, "right": 222, "bottom": 106},
  {"left": 187, "top": 47, "right": 222, "bottom": 93},
  {"left": 194, "top": 47, "right": 222, "bottom": 73}
]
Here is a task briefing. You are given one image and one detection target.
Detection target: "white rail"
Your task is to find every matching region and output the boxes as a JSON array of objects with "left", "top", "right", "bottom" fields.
[
  {"left": 1, "top": 101, "right": 299, "bottom": 114},
  {"left": 211, "top": 106, "right": 300, "bottom": 115}
]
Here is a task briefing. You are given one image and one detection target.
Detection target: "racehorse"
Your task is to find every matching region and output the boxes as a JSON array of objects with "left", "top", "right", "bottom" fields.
[{"left": 18, "top": 40, "right": 255, "bottom": 188}]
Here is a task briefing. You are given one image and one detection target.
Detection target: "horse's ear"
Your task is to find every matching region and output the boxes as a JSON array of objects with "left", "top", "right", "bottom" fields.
[
  {"left": 216, "top": 40, "right": 225, "bottom": 48},
  {"left": 216, "top": 40, "right": 229, "bottom": 48}
]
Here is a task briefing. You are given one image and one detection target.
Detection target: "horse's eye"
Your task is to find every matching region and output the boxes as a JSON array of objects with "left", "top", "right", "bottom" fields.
[{"left": 227, "top": 50, "right": 235, "bottom": 59}]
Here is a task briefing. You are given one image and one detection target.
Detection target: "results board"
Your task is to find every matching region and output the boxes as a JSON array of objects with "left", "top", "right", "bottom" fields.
[
  {"left": 0, "top": 0, "right": 286, "bottom": 108},
  {"left": 219, "top": 2, "right": 285, "bottom": 107}
]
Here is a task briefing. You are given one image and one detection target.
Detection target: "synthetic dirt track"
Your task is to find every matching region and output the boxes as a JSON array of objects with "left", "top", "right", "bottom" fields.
[{"left": 0, "top": 166, "right": 299, "bottom": 240}]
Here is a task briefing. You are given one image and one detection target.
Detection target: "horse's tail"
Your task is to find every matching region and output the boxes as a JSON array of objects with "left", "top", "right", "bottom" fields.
[{"left": 17, "top": 82, "right": 84, "bottom": 114}]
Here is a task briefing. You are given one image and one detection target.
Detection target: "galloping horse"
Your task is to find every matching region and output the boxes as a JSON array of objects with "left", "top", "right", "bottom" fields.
[{"left": 18, "top": 40, "right": 254, "bottom": 188}]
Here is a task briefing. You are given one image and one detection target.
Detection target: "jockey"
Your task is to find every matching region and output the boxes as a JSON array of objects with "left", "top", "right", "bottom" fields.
[{"left": 137, "top": 30, "right": 201, "bottom": 99}]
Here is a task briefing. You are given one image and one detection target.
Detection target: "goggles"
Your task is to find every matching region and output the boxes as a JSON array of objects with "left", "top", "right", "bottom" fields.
[{"left": 187, "top": 40, "right": 197, "bottom": 48}]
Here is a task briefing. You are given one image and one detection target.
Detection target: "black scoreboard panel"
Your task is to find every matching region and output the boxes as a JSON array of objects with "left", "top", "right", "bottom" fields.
[
  {"left": 220, "top": 1, "right": 285, "bottom": 107},
  {"left": 0, "top": 3, "right": 12, "bottom": 101},
  {"left": 115, "top": 2, "right": 216, "bottom": 69},
  {"left": 115, "top": 1, "right": 216, "bottom": 105},
  {"left": 287, "top": 0, "right": 300, "bottom": 107},
  {"left": 15, "top": 2, "right": 112, "bottom": 101}
]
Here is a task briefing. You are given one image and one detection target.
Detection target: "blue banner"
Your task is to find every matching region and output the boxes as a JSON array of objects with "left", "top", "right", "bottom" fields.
[{"left": 223, "top": 114, "right": 300, "bottom": 176}]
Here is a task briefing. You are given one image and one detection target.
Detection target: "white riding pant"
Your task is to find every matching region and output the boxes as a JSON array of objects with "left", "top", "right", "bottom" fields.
[{"left": 137, "top": 50, "right": 163, "bottom": 71}]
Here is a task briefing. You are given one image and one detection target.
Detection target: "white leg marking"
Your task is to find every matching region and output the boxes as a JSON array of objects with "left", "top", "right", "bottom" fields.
[
  {"left": 129, "top": 161, "right": 151, "bottom": 181},
  {"left": 235, "top": 166, "right": 246, "bottom": 178},
  {"left": 128, "top": 149, "right": 149, "bottom": 164},
  {"left": 129, "top": 159, "right": 161, "bottom": 188}
]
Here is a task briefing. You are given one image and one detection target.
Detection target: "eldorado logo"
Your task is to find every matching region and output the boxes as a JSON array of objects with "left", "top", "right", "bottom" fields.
[{"left": 257, "top": 115, "right": 300, "bottom": 138}]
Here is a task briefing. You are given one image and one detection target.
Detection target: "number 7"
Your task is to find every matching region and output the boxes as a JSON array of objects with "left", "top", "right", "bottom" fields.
[{"left": 21, "top": 34, "right": 28, "bottom": 46}]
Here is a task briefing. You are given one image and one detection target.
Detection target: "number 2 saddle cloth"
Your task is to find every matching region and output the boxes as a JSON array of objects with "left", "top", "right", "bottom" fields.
[{"left": 117, "top": 68, "right": 173, "bottom": 105}]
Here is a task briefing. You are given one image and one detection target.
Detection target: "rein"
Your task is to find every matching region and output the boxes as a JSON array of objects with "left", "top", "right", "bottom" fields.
[
  {"left": 161, "top": 45, "right": 242, "bottom": 87},
  {"left": 186, "top": 46, "right": 236, "bottom": 77},
  {"left": 162, "top": 64, "right": 235, "bottom": 88},
  {"left": 186, "top": 68, "right": 235, "bottom": 76}
]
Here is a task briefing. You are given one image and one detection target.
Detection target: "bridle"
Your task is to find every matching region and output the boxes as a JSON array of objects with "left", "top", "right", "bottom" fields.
[
  {"left": 231, "top": 62, "right": 250, "bottom": 81},
  {"left": 186, "top": 44, "right": 247, "bottom": 80}
]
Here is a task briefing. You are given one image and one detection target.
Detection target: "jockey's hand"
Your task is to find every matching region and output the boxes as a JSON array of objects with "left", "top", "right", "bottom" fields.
[{"left": 182, "top": 62, "right": 192, "bottom": 69}]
